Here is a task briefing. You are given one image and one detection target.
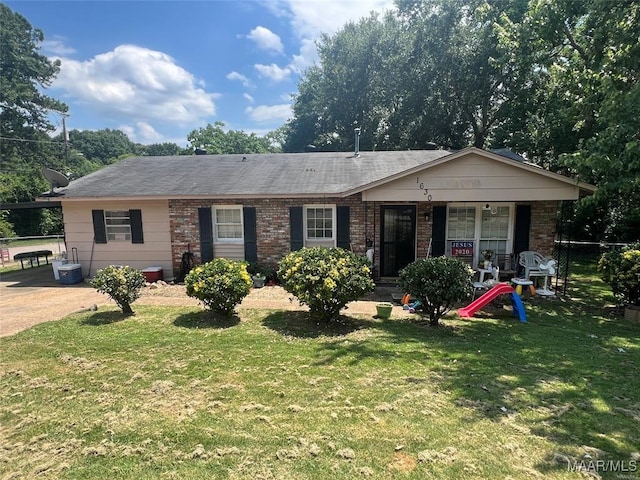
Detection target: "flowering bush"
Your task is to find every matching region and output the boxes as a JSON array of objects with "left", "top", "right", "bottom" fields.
[
  {"left": 598, "top": 243, "right": 640, "bottom": 306},
  {"left": 91, "top": 265, "right": 145, "bottom": 315},
  {"left": 185, "top": 258, "right": 252, "bottom": 315},
  {"left": 278, "top": 247, "right": 375, "bottom": 321},
  {"left": 399, "top": 256, "right": 474, "bottom": 325}
]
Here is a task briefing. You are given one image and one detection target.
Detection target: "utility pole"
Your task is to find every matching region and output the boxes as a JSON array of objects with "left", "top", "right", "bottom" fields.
[{"left": 62, "top": 113, "right": 69, "bottom": 169}]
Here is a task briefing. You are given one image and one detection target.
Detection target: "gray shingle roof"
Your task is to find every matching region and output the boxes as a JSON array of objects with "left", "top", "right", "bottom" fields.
[{"left": 58, "top": 150, "right": 454, "bottom": 198}]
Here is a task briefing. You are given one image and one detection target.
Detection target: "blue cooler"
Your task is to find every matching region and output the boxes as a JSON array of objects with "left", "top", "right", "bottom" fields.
[{"left": 58, "top": 263, "right": 83, "bottom": 285}]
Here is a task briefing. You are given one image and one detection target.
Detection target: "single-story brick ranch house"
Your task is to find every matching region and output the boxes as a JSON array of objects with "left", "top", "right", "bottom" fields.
[{"left": 44, "top": 147, "right": 595, "bottom": 281}]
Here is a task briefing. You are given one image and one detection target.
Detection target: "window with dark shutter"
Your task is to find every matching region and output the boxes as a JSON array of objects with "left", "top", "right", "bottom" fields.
[
  {"left": 514, "top": 205, "right": 531, "bottom": 256},
  {"left": 92, "top": 210, "right": 107, "bottom": 244},
  {"left": 336, "top": 206, "right": 350, "bottom": 249},
  {"left": 243, "top": 207, "right": 257, "bottom": 262},
  {"left": 130, "top": 209, "right": 144, "bottom": 244},
  {"left": 290, "top": 206, "right": 303, "bottom": 251},
  {"left": 198, "top": 207, "right": 214, "bottom": 263}
]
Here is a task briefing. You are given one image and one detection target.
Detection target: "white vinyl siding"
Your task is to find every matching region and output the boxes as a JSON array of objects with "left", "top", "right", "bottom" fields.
[{"left": 62, "top": 201, "right": 173, "bottom": 279}]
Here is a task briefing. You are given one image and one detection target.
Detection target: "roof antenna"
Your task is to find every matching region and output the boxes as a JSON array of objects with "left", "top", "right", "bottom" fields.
[{"left": 354, "top": 127, "right": 361, "bottom": 157}]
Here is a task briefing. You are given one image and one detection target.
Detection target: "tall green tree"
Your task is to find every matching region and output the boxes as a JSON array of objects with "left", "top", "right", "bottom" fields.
[
  {"left": 397, "top": 0, "right": 534, "bottom": 149},
  {"left": 0, "top": 3, "right": 68, "bottom": 235},
  {"left": 66, "top": 128, "right": 136, "bottom": 164},
  {"left": 500, "top": 0, "right": 640, "bottom": 240},
  {"left": 285, "top": 2, "right": 535, "bottom": 152},
  {"left": 285, "top": 12, "right": 415, "bottom": 152},
  {"left": 187, "top": 121, "right": 280, "bottom": 154},
  {"left": 140, "top": 142, "right": 187, "bottom": 156},
  {"left": 0, "top": 3, "right": 67, "bottom": 133}
]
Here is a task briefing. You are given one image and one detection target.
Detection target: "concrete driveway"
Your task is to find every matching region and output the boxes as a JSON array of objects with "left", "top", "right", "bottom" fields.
[
  {"left": 0, "top": 265, "right": 109, "bottom": 338},
  {"left": 1, "top": 252, "right": 405, "bottom": 338}
]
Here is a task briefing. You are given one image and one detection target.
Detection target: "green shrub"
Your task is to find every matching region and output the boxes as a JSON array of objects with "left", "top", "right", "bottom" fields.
[
  {"left": 91, "top": 265, "right": 146, "bottom": 315},
  {"left": 598, "top": 242, "right": 640, "bottom": 306},
  {"left": 185, "top": 258, "right": 252, "bottom": 316},
  {"left": 278, "top": 247, "right": 375, "bottom": 321},
  {"left": 0, "top": 211, "right": 15, "bottom": 239},
  {"left": 399, "top": 256, "right": 474, "bottom": 326}
]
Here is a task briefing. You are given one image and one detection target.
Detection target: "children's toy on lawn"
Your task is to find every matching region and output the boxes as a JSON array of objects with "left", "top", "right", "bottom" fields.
[
  {"left": 401, "top": 293, "right": 422, "bottom": 313},
  {"left": 408, "top": 300, "right": 422, "bottom": 313},
  {"left": 458, "top": 283, "right": 527, "bottom": 322}
]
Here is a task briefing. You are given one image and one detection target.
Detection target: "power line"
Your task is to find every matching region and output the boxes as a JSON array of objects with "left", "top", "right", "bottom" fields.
[{"left": 0, "top": 136, "right": 65, "bottom": 146}]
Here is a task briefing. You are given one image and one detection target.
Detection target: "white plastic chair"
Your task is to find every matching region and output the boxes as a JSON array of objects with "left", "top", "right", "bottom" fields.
[{"left": 518, "top": 251, "right": 547, "bottom": 280}]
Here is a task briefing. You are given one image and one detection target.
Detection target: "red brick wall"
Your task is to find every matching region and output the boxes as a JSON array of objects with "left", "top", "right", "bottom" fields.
[
  {"left": 168, "top": 198, "right": 558, "bottom": 277},
  {"left": 528, "top": 200, "right": 559, "bottom": 257},
  {"left": 168, "top": 195, "right": 368, "bottom": 275}
]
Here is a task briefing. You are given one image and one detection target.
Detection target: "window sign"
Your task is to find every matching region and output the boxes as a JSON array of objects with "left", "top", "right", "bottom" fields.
[{"left": 451, "top": 241, "right": 474, "bottom": 256}]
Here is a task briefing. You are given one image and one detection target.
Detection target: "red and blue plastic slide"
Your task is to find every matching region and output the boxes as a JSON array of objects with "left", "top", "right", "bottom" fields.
[{"left": 457, "top": 283, "right": 527, "bottom": 322}]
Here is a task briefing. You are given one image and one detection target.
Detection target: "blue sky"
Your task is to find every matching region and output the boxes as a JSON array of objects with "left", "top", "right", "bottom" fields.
[{"left": 7, "top": 0, "right": 394, "bottom": 146}]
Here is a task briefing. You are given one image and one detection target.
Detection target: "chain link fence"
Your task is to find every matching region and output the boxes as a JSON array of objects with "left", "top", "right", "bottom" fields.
[{"left": 552, "top": 240, "right": 630, "bottom": 295}]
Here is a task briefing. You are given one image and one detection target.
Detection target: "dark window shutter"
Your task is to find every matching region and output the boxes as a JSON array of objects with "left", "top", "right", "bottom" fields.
[
  {"left": 431, "top": 205, "right": 447, "bottom": 256},
  {"left": 514, "top": 205, "right": 531, "bottom": 256},
  {"left": 129, "top": 209, "right": 144, "bottom": 244},
  {"left": 336, "top": 206, "right": 350, "bottom": 249},
  {"left": 290, "top": 206, "right": 304, "bottom": 251},
  {"left": 92, "top": 209, "right": 107, "bottom": 244},
  {"left": 198, "top": 207, "right": 214, "bottom": 263},
  {"left": 243, "top": 207, "right": 258, "bottom": 263}
]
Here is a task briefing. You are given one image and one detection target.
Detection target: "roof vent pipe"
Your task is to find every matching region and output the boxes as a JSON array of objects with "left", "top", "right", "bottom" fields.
[{"left": 354, "top": 127, "right": 361, "bottom": 157}]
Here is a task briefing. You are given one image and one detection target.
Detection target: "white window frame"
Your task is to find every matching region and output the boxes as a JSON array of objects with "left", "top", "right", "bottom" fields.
[
  {"left": 213, "top": 206, "right": 244, "bottom": 244},
  {"left": 445, "top": 203, "right": 514, "bottom": 265},
  {"left": 304, "top": 204, "right": 336, "bottom": 245},
  {"left": 105, "top": 210, "right": 131, "bottom": 241}
]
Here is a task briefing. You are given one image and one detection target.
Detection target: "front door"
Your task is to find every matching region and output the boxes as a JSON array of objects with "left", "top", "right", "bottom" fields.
[{"left": 380, "top": 205, "right": 416, "bottom": 277}]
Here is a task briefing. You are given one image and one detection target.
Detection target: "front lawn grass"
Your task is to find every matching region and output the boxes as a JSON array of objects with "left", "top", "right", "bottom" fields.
[{"left": 1, "top": 267, "right": 638, "bottom": 479}]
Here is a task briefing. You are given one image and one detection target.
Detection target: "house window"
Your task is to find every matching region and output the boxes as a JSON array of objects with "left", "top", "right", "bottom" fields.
[
  {"left": 446, "top": 204, "right": 513, "bottom": 264},
  {"left": 105, "top": 210, "right": 131, "bottom": 241},
  {"left": 447, "top": 206, "right": 476, "bottom": 240},
  {"left": 214, "top": 207, "right": 243, "bottom": 243},
  {"left": 479, "top": 206, "right": 510, "bottom": 256},
  {"left": 305, "top": 205, "right": 335, "bottom": 241}
]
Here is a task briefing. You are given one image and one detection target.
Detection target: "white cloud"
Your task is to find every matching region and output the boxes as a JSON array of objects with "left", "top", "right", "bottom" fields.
[
  {"left": 287, "top": 0, "right": 395, "bottom": 38},
  {"left": 119, "top": 121, "right": 163, "bottom": 144},
  {"left": 51, "top": 45, "right": 216, "bottom": 126},
  {"left": 254, "top": 63, "right": 292, "bottom": 82},
  {"left": 290, "top": 38, "right": 319, "bottom": 73},
  {"left": 41, "top": 35, "right": 76, "bottom": 56},
  {"left": 265, "top": 1, "right": 395, "bottom": 71},
  {"left": 227, "top": 71, "right": 253, "bottom": 88},
  {"left": 245, "top": 104, "right": 292, "bottom": 123},
  {"left": 243, "top": 93, "right": 255, "bottom": 103},
  {"left": 247, "top": 26, "right": 285, "bottom": 54}
]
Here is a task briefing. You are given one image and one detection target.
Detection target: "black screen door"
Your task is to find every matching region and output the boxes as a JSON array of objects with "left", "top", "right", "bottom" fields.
[{"left": 380, "top": 205, "right": 416, "bottom": 276}]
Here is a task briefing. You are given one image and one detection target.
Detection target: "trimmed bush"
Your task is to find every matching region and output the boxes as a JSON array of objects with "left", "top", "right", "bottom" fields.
[
  {"left": 598, "top": 242, "right": 640, "bottom": 306},
  {"left": 91, "top": 265, "right": 145, "bottom": 315},
  {"left": 185, "top": 258, "right": 252, "bottom": 316},
  {"left": 278, "top": 247, "right": 375, "bottom": 321},
  {"left": 399, "top": 256, "right": 474, "bottom": 325}
]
